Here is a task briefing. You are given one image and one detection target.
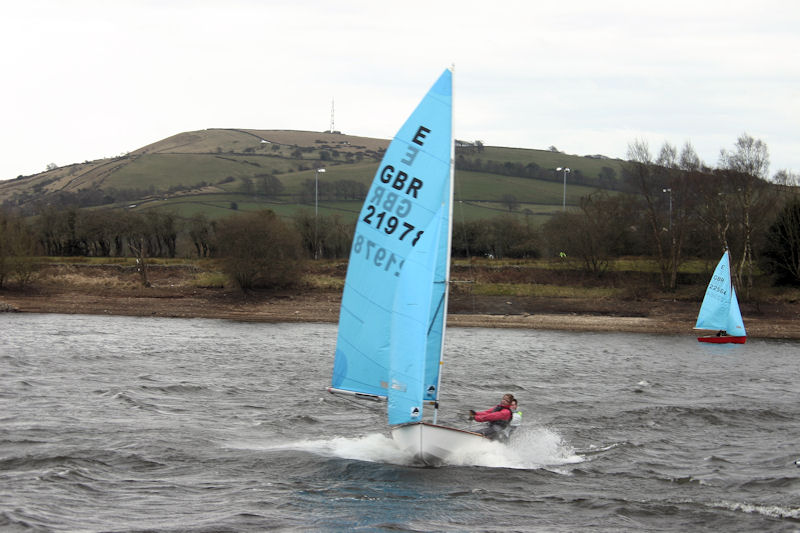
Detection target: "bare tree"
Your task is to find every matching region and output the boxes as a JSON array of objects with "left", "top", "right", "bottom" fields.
[
  {"left": 625, "top": 140, "right": 675, "bottom": 288},
  {"left": 719, "top": 133, "right": 770, "bottom": 178},
  {"left": 0, "top": 209, "right": 38, "bottom": 288},
  {"left": 678, "top": 142, "right": 702, "bottom": 172},
  {"left": 691, "top": 170, "right": 732, "bottom": 256},
  {"left": 293, "top": 210, "right": 354, "bottom": 260},
  {"left": 543, "top": 192, "right": 636, "bottom": 275},
  {"left": 656, "top": 142, "right": 678, "bottom": 168},
  {"left": 188, "top": 214, "right": 213, "bottom": 258},
  {"left": 501, "top": 194, "right": 519, "bottom": 212},
  {"left": 488, "top": 216, "right": 538, "bottom": 258},
  {"left": 122, "top": 213, "right": 151, "bottom": 287},
  {"left": 762, "top": 195, "right": 800, "bottom": 285},
  {"left": 773, "top": 170, "right": 800, "bottom": 186},
  {"left": 214, "top": 210, "right": 304, "bottom": 290},
  {"left": 623, "top": 139, "right": 707, "bottom": 289},
  {"left": 718, "top": 133, "right": 771, "bottom": 298}
]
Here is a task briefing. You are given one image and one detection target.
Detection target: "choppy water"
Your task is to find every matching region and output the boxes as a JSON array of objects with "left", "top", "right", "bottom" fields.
[{"left": 1, "top": 313, "right": 799, "bottom": 532}]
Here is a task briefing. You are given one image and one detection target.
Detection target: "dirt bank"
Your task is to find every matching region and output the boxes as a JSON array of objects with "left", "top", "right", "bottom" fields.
[
  {"left": 2, "top": 286, "right": 798, "bottom": 339},
  {"left": 2, "top": 263, "right": 798, "bottom": 339}
]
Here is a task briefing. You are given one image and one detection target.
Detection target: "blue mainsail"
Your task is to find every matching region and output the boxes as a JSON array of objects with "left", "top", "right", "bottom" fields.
[
  {"left": 694, "top": 251, "right": 746, "bottom": 336},
  {"left": 331, "top": 69, "right": 453, "bottom": 425}
]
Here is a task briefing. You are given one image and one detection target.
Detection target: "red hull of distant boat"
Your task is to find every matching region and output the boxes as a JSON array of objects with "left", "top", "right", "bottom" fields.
[{"left": 697, "top": 336, "right": 746, "bottom": 344}]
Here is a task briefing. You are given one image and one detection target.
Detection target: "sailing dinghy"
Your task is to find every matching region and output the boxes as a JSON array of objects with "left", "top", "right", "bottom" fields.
[
  {"left": 327, "top": 68, "right": 489, "bottom": 465},
  {"left": 694, "top": 250, "right": 747, "bottom": 344}
]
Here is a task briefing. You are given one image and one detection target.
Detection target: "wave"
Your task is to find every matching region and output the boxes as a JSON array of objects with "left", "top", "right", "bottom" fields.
[
  {"left": 110, "top": 391, "right": 159, "bottom": 411},
  {"left": 0, "top": 510, "right": 41, "bottom": 532},
  {"left": 0, "top": 448, "right": 167, "bottom": 478},
  {"left": 138, "top": 383, "right": 210, "bottom": 395},
  {"left": 708, "top": 500, "right": 800, "bottom": 521},
  {"left": 739, "top": 476, "right": 800, "bottom": 490},
  {"left": 576, "top": 441, "right": 631, "bottom": 456},
  {"left": 574, "top": 404, "right": 798, "bottom": 429}
]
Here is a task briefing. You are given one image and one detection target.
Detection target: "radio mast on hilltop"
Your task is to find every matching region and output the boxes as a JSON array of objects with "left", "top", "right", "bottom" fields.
[{"left": 329, "top": 98, "right": 335, "bottom": 133}]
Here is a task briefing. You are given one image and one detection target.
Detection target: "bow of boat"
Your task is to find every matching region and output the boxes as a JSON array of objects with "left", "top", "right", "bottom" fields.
[{"left": 391, "top": 422, "right": 487, "bottom": 466}]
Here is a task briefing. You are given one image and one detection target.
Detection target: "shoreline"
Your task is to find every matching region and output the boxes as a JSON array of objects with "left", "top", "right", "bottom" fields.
[{"left": 2, "top": 288, "right": 798, "bottom": 339}]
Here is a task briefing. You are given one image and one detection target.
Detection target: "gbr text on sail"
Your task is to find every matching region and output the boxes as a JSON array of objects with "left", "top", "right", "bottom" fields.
[{"left": 352, "top": 125, "right": 435, "bottom": 276}]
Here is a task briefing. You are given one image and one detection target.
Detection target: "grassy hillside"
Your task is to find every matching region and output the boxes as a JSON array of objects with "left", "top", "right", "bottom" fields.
[{"left": 0, "top": 128, "right": 626, "bottom": 225}]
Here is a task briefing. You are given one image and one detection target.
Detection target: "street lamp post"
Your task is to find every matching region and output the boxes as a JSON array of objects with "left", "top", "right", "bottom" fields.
[
  {"left": 662, "top": 187, "right": 675, "bottom": 289},
  {"left": 662, "top": 188, "right": 672, "bottom": 232},
  {"left": 314, "top": 168, "right": 326, "bottom": 259},
  {"left": 556, "top": 167, "right": 570, "bottom": 211},
  {"left": 315, "top": 168, "right": 326, "bottom": 218}
]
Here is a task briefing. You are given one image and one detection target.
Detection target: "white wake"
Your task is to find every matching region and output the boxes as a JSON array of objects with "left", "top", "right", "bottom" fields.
[{"left": 229, "top": 425, "right": 583, "bottom": 470}]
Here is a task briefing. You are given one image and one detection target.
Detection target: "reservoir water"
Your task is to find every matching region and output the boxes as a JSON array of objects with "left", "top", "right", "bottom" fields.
[{"left": 1, "top": 313, "right": 799, "bottom": 531}]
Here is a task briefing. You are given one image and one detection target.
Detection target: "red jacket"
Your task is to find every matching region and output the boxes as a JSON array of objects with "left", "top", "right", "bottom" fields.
[{"left": 474, "top": 404, "right": 512, "bottom": 423}]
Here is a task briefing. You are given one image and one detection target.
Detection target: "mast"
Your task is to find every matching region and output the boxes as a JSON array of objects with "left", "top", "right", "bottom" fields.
[{"left": 432, "top": 66, "right": 455, "bottom": 425}]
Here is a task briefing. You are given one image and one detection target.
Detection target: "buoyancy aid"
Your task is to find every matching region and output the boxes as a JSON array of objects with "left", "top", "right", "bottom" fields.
[{"left": 488, "top": 404, "right": 512, "bottom": 428}]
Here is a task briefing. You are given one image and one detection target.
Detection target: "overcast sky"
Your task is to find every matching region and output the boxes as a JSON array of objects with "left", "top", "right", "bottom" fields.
[{"left": 2, "top": 0, "right": 798, "bottom": 181}]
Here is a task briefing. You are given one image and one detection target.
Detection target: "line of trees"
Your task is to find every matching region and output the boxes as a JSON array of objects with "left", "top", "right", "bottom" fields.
[
  {"left": 455, "top": 154, "right": 620, "bottom": 190},
  {"left": 1, "top": 134, "right": 798, "bottom": 292},
  {"left": 0, "top": 206, "right": 309, "bottom": 290},
  {"left": 0, "top": 209, "right": 37, "bottom": 288},
  {"left": 544, "top": 134, "right": 800, "bottom": 293}
]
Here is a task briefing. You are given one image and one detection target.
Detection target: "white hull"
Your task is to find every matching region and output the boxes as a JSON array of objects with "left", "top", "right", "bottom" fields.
[{"left": 391, "top": 422, "right": 487, "bottom": 466}]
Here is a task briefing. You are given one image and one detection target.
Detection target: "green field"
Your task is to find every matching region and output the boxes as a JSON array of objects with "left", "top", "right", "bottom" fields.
[
  {"left": 460, "top": 146, "right": 624, "bottom": 180},
  {"left": 1, "top": 128, "right": 627, "bottom": 226}
]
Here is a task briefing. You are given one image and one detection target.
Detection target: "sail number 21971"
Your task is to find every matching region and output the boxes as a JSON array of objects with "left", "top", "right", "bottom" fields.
[{"left": 362, "top": 205, "right": 423, "bottom": 246}]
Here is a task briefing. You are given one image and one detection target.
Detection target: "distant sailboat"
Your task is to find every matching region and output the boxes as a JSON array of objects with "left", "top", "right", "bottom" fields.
[
  {"left": 327, "top": 68, "right": 490, "bottom": 465},
  {"left": 694, "top": 250, "right": 747, "bottom": 344}
]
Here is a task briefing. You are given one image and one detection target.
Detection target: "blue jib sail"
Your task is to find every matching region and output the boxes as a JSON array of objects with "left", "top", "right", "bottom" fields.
[
  {"left": 694, "top": 250, "right": 746, "bottom": 336},
  {"left": 331, "top": 69, "right": 453, "bottom": 425}
]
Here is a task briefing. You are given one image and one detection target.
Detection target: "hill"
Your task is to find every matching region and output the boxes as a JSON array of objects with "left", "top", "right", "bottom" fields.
[{"left": 0, "top": 129, "right": 625, "bottom": 224}]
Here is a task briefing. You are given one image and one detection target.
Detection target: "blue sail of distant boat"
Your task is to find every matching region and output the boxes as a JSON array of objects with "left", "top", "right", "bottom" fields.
[
  {"left": 726, "top": 285, "right": 746, "bottom": 336},
  {"left": 330, "top": 69, "right": 453, "bottom": 426},
  {"left": 694, "top": 251, "right": 746, "bottom": 336}
]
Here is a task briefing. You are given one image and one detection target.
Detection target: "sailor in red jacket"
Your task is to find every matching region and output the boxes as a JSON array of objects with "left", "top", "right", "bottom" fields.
[{"left": 469, "top": 393, "right": 514, "bottom": 439}]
